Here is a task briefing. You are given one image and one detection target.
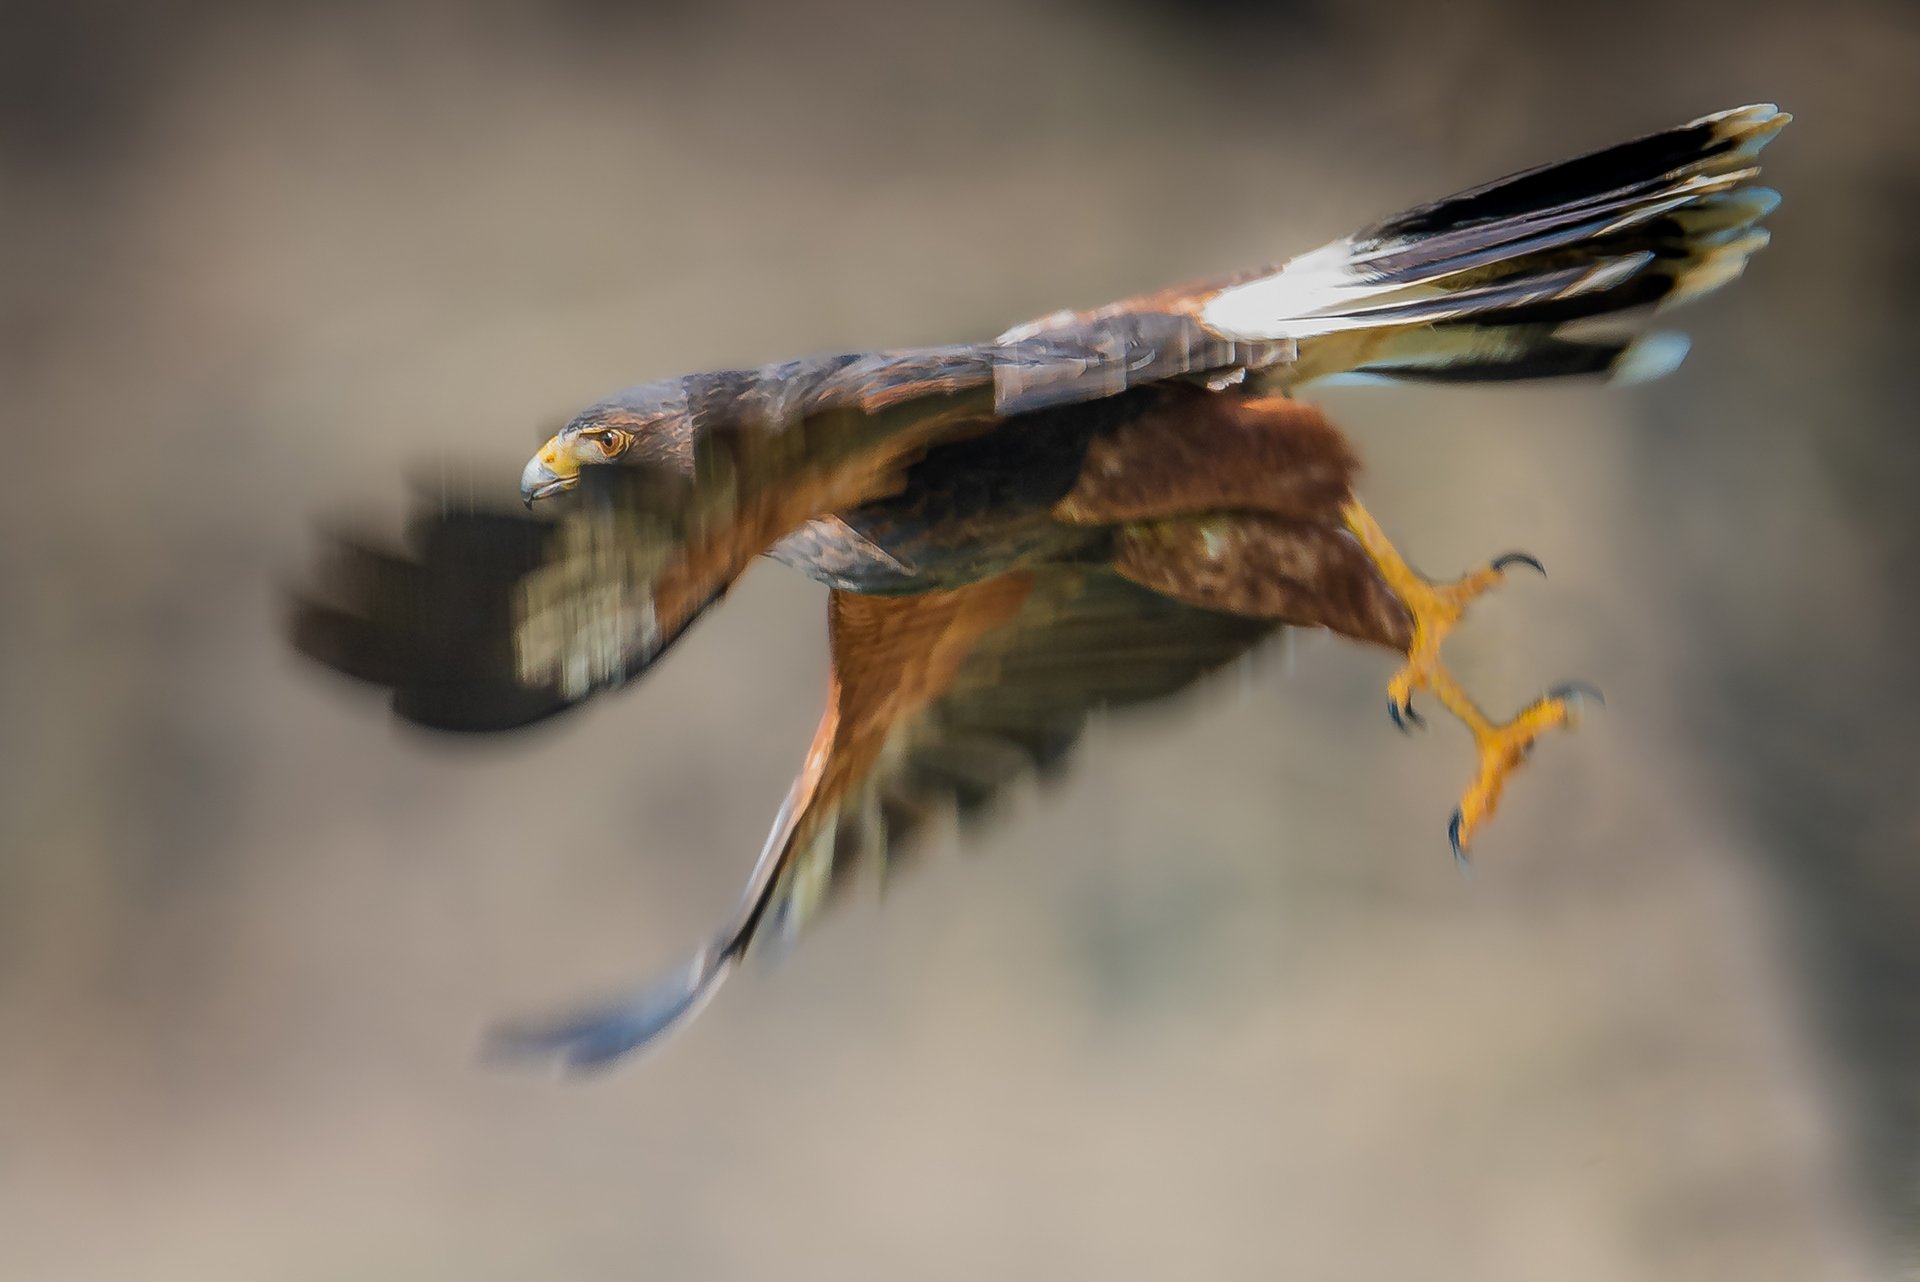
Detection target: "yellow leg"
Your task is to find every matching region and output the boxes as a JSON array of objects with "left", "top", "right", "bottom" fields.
[{"left": 1342, "top": 499, "right": 1596, "bottom": 862}]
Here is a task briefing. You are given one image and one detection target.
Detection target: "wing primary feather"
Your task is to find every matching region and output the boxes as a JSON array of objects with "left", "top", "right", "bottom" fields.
[
  {"left": 480, "top": 787, "right": 808, "bottom": 1073},
  {"left": 480, "top": 949, "right": 736, "bottom": 1073}
]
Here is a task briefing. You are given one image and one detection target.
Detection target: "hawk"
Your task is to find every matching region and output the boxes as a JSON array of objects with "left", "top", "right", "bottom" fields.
[{"left": 293, "top": 104, "right": 1788, "bottom": 1070}]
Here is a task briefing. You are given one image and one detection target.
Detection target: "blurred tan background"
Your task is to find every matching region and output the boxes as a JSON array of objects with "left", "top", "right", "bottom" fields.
[{"left": 1, "top": 1, "right": 1916, "bottom": 1277}]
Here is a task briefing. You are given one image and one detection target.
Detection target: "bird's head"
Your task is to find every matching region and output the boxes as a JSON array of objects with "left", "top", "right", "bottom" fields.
[{"left": 521, "top": 410, "right": 640, "bottom": 505}]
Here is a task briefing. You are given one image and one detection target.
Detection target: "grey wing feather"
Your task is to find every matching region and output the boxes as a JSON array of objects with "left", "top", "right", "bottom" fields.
[
  {"left": 484, "top": 789, "right": 809, "bottom": 1071},
  {"left": 991, "top": 314, "right": 1294, "bottom": 415},
  {"left": 483, "top": 950, "right": 735, "bottom": 1073}
]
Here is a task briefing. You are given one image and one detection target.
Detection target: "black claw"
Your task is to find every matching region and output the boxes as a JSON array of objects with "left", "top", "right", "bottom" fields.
[
  {"left": 1546, "top": 680, "right": 1605, "bottom": 708},
  {"left": 1388, "top": 698, "right": 1425, "bottom": 734},
  {"left": 1492, "top": 551, "right": 1546, "bottom": 578},
  {"left": 1448, "top": 810, "right": 1472, "bottom": 872}
]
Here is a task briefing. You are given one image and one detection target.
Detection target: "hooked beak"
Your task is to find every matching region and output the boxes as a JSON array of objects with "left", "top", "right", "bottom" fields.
[{"left": 520, "top": 441, "right": 577, "bottom": 506}]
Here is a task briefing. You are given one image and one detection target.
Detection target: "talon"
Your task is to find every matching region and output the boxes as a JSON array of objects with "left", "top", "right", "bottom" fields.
[
  {"left": 1388, "top": 698, "right": 1425, "bottom": 734},
  {"left": 1450, "top": 686, "right": 1588, "bottom": 854},
  {"left": 1491, "top": 551, "right": 1546, "bottom": 578},
  {"left": 1448, "top": 810, "right": 1471, "bottom": 870},
  {"left": 1342, "top": 498, "right": 1590, "bottom": 855},
  {"left": 1546, "top": 680, "right": 1604, "bottom": 708},
  {"left": 1344, "top": 503, "right": 1544, "bottom": 738}
]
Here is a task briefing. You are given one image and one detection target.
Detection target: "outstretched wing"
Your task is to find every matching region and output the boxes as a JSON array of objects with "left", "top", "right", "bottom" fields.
[
  {"left": 756, "top": 568, "right": 1279, "bottom": 950},
  {"left": 485, "top": 567, "right": 1277, "bottom": 1070}
]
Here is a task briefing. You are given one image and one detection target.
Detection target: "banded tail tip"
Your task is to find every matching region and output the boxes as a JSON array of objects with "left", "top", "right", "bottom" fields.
[
  {"left": 1695, "top": 104, "right": 1791, "bottom": 157},
  {"left": 1610, "top": 331, "right": 1692, "bottom": 385}
]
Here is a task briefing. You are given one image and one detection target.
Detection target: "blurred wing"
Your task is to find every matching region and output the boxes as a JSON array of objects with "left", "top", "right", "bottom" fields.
[
  {"left": 292, "top": 339, "right": 1280, "bottom": 732},
  {"left": 487, "top": 567, "right": 1276, "bottom": 1070},
  {"left": 511, "top": 352, "right": 1010, "bottom": 712},
  {"left": 758, "top": 566, "right": 1279, "bottom": 951},
  {"left": 291, "top": 350, "right": 995, "bottom": 730},
  {"left": 292, "top": 502, "right": 573, "bottom": 732}
]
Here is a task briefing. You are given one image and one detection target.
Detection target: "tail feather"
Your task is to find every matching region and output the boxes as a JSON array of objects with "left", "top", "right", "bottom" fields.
[
  {"left": 1207, "top": 104, "right": 1787, "bottom": 385},
  {"left": 1357, "top": 102, "right": 1786, "bottom": 251},
  {"left": 1295, "top": 324, "right": 1641, "bottom": 389},
  {"left": 1310, "top": 326, "right": 1690, "bottom": 387}
]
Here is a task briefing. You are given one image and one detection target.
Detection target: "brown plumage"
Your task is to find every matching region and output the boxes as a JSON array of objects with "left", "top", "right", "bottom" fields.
[
  {"left": 1053, "top": 391, "right": 1358, "bottom": 525},
  {"left": 293, "top": 104, "right": 1789, "bottom": 1069},
  {"left": 1114, "top": 511, "right": 1412, "bottom": 649}
]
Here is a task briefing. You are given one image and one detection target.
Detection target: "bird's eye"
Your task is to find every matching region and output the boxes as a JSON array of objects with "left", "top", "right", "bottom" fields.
[{"left": 586, "top": 430, "right": 625, "bottom": 456}]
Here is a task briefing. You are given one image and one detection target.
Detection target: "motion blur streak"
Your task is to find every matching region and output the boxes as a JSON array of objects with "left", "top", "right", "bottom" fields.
[{"left": 0, "top": 1, "right": 1913, "bottom": 1279}]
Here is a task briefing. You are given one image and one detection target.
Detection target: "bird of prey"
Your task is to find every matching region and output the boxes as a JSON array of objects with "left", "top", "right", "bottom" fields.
[{"left": 293, "top": 104, "right": 1788, "bottom": 1070}]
